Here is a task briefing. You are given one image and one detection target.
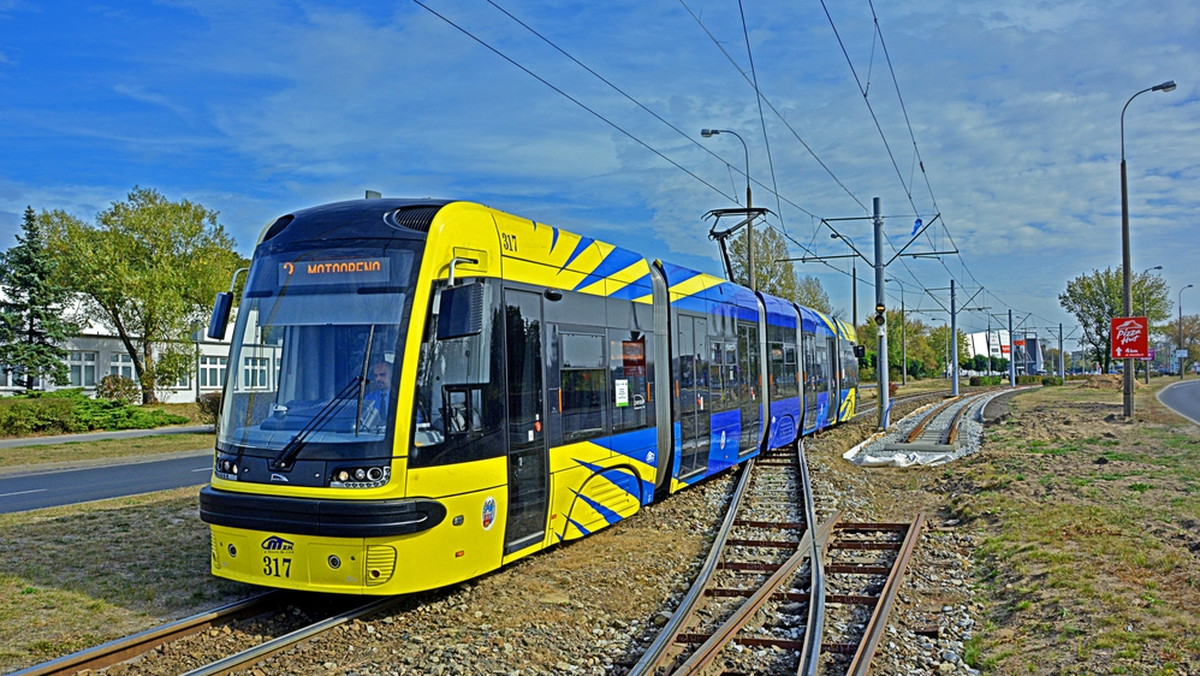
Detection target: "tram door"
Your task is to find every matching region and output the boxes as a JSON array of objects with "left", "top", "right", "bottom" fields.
[
  {"left": 503, "top": 289, "right": 548, "bottom": 555},
  {"left": 827, "top": 335, "right": 840, "bottom": 427},
  {"left": 677, "top": 315, "right": 710, "bottom": 477}
]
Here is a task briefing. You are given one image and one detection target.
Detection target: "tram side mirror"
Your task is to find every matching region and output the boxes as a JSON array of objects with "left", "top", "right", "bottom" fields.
[
  {"left": 854, "top": 345, "right": 866, "bottom": 359},
  {"left": 207, "top": 292, "right": 233, "bottom": 340},
  {"left": 436, "top": 282, "right": 484, "bottom": 340}
]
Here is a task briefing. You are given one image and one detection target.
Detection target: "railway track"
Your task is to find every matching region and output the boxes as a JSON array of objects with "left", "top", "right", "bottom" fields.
[
  {"left": 627, "top": 442, "right": 922, "bottom": 675},
  {"left": 10, "top": 591, "right": 394, "bottom": 676},
  {"left": 881, "top": 390, "right": 997, "bottom": 454}
]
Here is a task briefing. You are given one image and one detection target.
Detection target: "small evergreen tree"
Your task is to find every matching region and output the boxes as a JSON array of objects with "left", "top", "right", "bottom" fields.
[{"left": 0, "top": 207, "right": 81, "bottom": 390}]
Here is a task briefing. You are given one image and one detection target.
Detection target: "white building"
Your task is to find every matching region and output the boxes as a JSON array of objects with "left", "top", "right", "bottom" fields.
[
  {"left": 964, "top": 329, "right": 1046, "bottom": 375},
  {"left": 1, "top": 304, "right": 235, "bottom": 403}
]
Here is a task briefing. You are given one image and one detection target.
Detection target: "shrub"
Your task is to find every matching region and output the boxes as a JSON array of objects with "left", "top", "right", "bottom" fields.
[
  {"left": 97, "top": 374, "right": 141, "bottom": 405},
  {"left": 197, "top": 391, "right": 223, "bottom": 426},
  {"left": 969, "top": 375, "right": 1005, "bottom": 386},
  {"left": 0, "top": 388, "right": 188, "bottom": 436},
  {"left": 1041, "top": 376, "right": 1063, "bottom": 386}
]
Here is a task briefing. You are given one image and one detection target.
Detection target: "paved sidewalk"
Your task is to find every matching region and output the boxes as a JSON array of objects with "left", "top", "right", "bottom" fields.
[{"left": 0, "top": 425, "right": 214, "bottom": 450}]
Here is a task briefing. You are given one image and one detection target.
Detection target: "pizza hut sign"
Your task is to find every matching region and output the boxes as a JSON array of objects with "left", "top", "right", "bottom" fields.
[{"left": 1110, "top": 317, "right": 1150, "bottom": 360}]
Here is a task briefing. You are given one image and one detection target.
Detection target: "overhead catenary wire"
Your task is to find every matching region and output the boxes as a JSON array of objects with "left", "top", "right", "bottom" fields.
[{"left": 414, "top": 0, "right": 1063, "bottom": 342}]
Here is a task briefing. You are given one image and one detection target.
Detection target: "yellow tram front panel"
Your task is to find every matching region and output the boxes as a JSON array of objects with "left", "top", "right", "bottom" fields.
[{"left": 210, "top": 457, "right": 512, "bottom": 595}]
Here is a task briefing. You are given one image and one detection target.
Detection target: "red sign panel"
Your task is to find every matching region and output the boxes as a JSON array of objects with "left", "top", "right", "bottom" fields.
[{"left": 1111, "top": 317, "right": 1150, "bottom": 359}]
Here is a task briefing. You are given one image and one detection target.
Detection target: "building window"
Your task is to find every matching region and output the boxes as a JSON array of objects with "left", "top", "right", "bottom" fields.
[
  {"left": 110, "top": 353, "right": 135, "bottom": 380},
  {"left": 199, "top": 356, "right": 227, "bottom": 388},
  {"left": 243, "top": 356, "right": 269, "bottom": 389},
  {"left": 68, "top": 351, "right": 98, "bottom": 387}
]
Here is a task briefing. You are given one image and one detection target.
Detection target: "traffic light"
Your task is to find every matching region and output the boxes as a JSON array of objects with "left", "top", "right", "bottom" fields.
[{"left": 874, "top": 303, "right": 886, "bottom": 326}]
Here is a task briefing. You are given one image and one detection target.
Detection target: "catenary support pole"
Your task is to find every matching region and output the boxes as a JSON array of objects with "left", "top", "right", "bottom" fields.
[
  {"left": 1008, "top": 310, "right": 1016, "bottom": 387},
  {"left": 874, "top": 197, "right": 889, "bottom": 430},
  {"left": 950, "top": 280, "right": 959, "bottom": 396}
]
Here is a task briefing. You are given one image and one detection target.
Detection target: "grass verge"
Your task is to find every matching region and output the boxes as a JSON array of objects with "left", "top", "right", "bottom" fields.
[
  {"left": 0, "top": 488, "right": 253, "bottom": 672},
  {"left": 954, "top": 381, "right": 1200, "bottom": 674},
  {"left": 0, "top": 433, "right": 214, "bottom": 470}
]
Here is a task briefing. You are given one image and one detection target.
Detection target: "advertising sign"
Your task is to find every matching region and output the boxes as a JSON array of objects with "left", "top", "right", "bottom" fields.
[{"left": 1110, "top": 317, "right": 1150, "bottom": 360}]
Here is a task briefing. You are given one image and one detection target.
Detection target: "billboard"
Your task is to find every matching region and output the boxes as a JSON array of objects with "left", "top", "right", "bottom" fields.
[{"left": 1110, "top": 317, "right": 1150, "bottom": 360}]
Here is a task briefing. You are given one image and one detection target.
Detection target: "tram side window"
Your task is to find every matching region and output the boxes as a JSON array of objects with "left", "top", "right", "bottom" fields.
[
  {"left": 841, "top": 343, "right": 859, "bottom": 388},
  {"left": 610, "top": 331, "right": 652, "bottom": 433},
  {"left": 562, "top": 332, "right": 606, "bottom": 442},
  {"left": 783, "top": 344, "right": 799, "bottom": 397},
  {"left": 708, "top": 342, "right": 725, "bottom": 411},
  {"left": 813, "top": 339, "right": 829, "bottom": 393}
]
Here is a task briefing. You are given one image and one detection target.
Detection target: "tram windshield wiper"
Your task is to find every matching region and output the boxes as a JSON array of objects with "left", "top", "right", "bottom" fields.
[{"left": 270, "top": 374, "right": 366, "bottom": 470}]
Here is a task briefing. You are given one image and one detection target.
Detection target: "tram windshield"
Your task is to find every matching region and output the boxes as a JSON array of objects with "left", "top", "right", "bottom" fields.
[{"left": 216, "top": 243, "right": 419, "bottom": 459}]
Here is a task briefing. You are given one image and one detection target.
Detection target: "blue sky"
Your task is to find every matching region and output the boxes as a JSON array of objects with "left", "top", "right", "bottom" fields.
[{"left": 2, "top": 0, "right": 1198, "bottom": 346}]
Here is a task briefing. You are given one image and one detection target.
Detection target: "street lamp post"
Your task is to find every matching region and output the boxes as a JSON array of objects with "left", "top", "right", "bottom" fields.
[
  {"left": 831, "top": 233, "right": 858, "bottom": 326},
  {"left": 1181, "top": 284, "right": 1194, "bottom": 380},
  {"left": 701, "top": 128, "right": 754, "bottom": 291},
  {"left": 1120, "top": 79, "right": 1176, "bottom": 418},
  {"left": 885, "top": 277, "right": 907, "bottom": 385},
  {"left": 1141, "top": 265, "right": 1162, "bottom": 384}
]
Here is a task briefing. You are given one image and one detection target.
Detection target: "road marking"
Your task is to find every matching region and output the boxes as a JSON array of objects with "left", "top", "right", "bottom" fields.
[
  {"left": 191, "top": 467, "right": 213, "bottom": 473},
  {"left": 0, "top": 489, "right": 48, "bottom": 498}
]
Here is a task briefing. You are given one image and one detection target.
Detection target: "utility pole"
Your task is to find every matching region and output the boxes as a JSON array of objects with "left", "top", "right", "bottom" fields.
[
  {"left": 950, "top": 280, "right": 958, "bottom": 396},
  {"left": 1008, "top": 310, "right": 1016, "bottom": 387},
  {"left": 1059, "top": 323, "right": 1065, "bottom": 379}
]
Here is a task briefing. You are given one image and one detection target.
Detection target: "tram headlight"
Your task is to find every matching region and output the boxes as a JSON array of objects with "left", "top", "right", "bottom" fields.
[
  {"left": 215, "top": 458, "right": 239, "bottom": 479},
  {"left": 329, "top": 465, "right": 390, "bottom": 488}
]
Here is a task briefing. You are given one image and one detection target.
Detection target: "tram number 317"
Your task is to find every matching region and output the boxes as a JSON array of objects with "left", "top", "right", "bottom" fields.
[
  {"left": 501, "top": 232, "right": 518, "bottom": 252},
  {"left": 263, "top": 556, "right": 292, "bottom": 578}
]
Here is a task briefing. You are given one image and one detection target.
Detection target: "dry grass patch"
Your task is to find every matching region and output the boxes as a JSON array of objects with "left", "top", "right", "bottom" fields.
[
  {"left": 0, "top": 433, "right": 213, "bottom": 470},
  {"left": 0, "top": 488, "right": 253, "bottom": 672}
]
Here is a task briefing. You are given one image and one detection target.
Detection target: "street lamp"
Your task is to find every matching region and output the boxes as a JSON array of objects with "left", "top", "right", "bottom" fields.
[
  {"left": 701, "top": 128, "right": 754, "bottom": 290},
  {"left": 1120, "top": 79, "right": 1176, "bottom": 417},
  {"left": 885, "top": 277, "right": 907, "bottom": 385},
  {"left": 831, "top": 233, "right": 858, "bottom": 327},
  {"left": 1141, "top": 265, "right": 1162, "bottom": 384},
  {"left": 1181, "top": 284, "right": 1194, "bottom": 380}
]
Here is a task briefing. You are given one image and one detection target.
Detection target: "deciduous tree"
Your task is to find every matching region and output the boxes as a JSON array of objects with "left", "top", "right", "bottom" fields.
[
  {"left": 726, "top": 225, "right": 832, "bottom": 314},
  {"left": 1059, "top": 267, "right": 1168, "bottom": 373},
  {"left": 43, "top": 187, "right": 244, "bottom": 403}
]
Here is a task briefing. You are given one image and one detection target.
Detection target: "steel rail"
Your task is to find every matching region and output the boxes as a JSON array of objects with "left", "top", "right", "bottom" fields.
[
  {"left": 904, "top": 397, "right": 960, "bottom": 443},
  {"left": 854, "top": 389, "right": 952, "bottom": 421},
  {"left": 626, "top": 460, "right": 758, "bottom": 675},
  {"left": 796, "top": 439, "right": 828, "bottom": 676},
  {"left": 668, "top": 513, "right": 840, "bottom": 676},
  {"left": 945, "top": 394, "right": 983, "bottom": 445},
  {"left": 10, "top": 592, "right": 280, "bottom": 676},
  {"left": 181, "top": 596, "right": 402, "bottom": 676},
  {"left": 844, "top": 513, "right": 926, "bottom": 676}
]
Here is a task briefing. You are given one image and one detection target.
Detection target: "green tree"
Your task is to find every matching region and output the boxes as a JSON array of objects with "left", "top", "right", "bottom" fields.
[
  {"left": 858, "top": 311, "right": 934, "bottom": 380},
  {"left": 1164, "top": 314, "right": 1200, "bottom": 374},
  {"left": 1059, "top": 267, "right": 1168, "bottom": 373},
  {"left": 726, "top": 225, "right": 832, "bottom": 314},
  {"left": 43, "top": 187, "right": 244, "bottom": 403},
  {"left": 0, "top": 207, "right": 81, "bottom": 390},
  {"left": 926, "top": 324, "right": 970, "bottom": 378}
]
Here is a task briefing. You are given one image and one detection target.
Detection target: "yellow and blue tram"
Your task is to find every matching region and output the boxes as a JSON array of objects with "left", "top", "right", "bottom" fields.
[{"left": 199, "top": 198, "right": 860, "bottom": 595}]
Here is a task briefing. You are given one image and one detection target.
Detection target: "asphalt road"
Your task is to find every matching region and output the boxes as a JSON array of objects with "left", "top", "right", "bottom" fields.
[
  {"left": 0, "top": 450, "right": 212, "bottom": 513},
  {"left": 1158, "top": 380, "right": 1200, "bottom": 426}
]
